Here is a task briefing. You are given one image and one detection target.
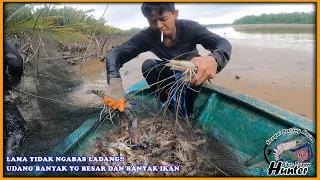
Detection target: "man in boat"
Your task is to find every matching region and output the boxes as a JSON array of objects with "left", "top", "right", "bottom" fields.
[
  {"left": 104, "top": 3, "right": 232, "bottom": 116},
  {"left": 4, "top": 39, "right": 27, "bottom": 156}
]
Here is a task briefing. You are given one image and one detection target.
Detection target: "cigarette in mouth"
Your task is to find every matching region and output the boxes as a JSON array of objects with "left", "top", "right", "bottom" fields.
[{"left": 161, "top": 31, "right": 163, "bottom": 43}]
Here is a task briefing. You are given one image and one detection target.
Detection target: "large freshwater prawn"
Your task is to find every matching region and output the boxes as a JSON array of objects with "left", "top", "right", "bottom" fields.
[{"left": 87, "top": 57, "right": 199, "bottom": 132}]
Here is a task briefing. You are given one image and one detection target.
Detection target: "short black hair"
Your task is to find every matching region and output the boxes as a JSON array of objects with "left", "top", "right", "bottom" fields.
[{"left": 141, "top": 3, "right": 175, "bottom": 18}]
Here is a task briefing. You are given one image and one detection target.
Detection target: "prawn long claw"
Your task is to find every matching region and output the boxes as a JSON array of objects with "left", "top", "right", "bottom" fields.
[
  {"left": 166, "top": 60, "right": 198, "bottom": 72},
  {"left": 166, "top": 60, "right": 198, "bottom": 82}
]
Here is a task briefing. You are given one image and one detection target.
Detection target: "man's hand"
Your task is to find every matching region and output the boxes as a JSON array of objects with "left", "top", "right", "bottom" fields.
[
  {"left": 190, "top": 56, "right": 217, "bottom": 85},
  {"left": 103, "top": 78, "right": 125, "bottom": 112}
]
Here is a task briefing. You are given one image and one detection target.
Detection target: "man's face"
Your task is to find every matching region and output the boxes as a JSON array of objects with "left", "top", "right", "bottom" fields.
[{"left": 147, "top": 10, "right": 179, "bottom": 35}]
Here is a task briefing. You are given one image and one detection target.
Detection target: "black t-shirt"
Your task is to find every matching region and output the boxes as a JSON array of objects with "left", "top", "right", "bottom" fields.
[{"left": 106, "top": 19, "right": 232, "bottom": 81}]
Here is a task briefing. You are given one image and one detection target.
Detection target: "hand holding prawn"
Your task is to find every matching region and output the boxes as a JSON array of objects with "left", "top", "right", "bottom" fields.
[
  {"left": 165, "top": 56, "right": 217, "bottom": 85},
  {"left": 190, "top": 56, "right": 217, "bottom": 85}
]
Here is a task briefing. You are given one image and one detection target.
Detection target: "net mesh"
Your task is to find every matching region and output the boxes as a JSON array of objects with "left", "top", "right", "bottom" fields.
[
  {"left": 69, "top": 93, "right": 250, "bottom": 177},
  {"left": 126, "top": 95, "right": 250, "bottom": 177},
  {"left": 7, "top": 38, "right": 108, "bottom": 157},
  {"left": 5, "top": 36, "right": 249, "bottom": 177}
]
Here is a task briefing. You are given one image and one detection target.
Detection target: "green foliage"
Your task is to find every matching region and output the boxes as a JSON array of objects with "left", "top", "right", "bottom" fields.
[
  {"left": 4, "top": 3, "right": 145, "bottom": 44},
  {"left": 4, "top": 3, "right": 34, "bottom": 24},
  {"left": 233, "top": 11, "right": 315, "bottom": 24}
]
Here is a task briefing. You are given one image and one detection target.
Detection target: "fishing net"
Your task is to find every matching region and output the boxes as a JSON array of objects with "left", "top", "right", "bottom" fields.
[
  {"left": 4, "top": 34, "right": 250, "bottom": 177},
  {"left": 69, "top": 93, "right": 249, "bottom": 177},
  {"left": 4, "top": 35, "right": 113, "bottom": 158},
  {"left": 7, "top": 56, "right": 250, "bottom": 177}
]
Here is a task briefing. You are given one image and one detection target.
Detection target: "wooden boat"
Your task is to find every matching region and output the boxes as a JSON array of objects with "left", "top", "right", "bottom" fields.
[{"left": 35, "top": 79, "right": 316, "bottom": 177}]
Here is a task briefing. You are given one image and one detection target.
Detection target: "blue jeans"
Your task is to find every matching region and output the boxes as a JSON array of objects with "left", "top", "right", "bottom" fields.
[{"left": 141, "top": 59, "right": 200, "bottom": 116}]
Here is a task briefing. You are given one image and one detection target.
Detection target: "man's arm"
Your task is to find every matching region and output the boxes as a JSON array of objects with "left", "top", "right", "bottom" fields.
[
  {"left": 193, "top": 22, "right": 232, "bottom": 73},
  {"left": 106, "top": 30, "right": 150, "bottom": 83}
]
